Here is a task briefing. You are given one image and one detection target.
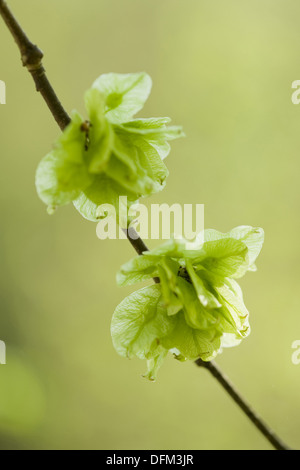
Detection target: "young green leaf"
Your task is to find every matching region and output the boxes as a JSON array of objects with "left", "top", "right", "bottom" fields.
[
  {"left": 161, "top": 311, "right": 222, "bottom": 362},
  {"left": 92, "top": 72, "right": 152, "bottom": 124},
  {"left": 117, "top": 255, "right": 159, "bottom": 287},
  {"left": 114, "top": 227, "right": 264, "bottom": 379},
  {"left": 73, "top": 174, "right": 138, "bottom": 222},
  {"left": 185, "top": 260, "right": 221, "bottom": 309},
  {"left": 111, "top": 285, "right": 177, "bottom": 380},
  {"left": 36, "top": 73, "right": 184, "bottom": 222},
  {"left": 35, "top": 112, "right": 92, "bottom": 210}
]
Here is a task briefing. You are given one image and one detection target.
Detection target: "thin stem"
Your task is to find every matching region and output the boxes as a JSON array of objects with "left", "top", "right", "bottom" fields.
[
  {"left": 196, "top": 359, "right": 290, "bottom": 450},
  {"left": 0, "top": 0, "right": 70, "bottom": 131},
  {"left": 0, "top": 0, "right": 291, "bottom": 451},
  {"left": 122, "top": 227, "right": 151, "bottom": 256}
]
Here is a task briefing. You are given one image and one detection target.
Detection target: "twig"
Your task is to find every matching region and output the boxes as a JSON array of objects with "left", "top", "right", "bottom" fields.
[
  {"left": 0, "top": 0, "right": 291, "bottom": 451},
  {"left": 195, "top": 359, "right": 290, "bottom": 450},
  {"left": 0, "top": 0, "right": 70, "bottom": 130},
  {"left": 122, "top": 227, "right": 152, "bottom": 256}
]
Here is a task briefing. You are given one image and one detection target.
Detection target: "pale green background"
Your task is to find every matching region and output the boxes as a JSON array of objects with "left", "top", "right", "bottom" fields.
[{"left": 0, "top": 0, "right": 299, "bottom": 450}]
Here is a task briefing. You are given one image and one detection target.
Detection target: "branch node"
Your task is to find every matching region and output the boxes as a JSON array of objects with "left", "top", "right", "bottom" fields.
[
  {"left": 195, "top": 358, "right": 211, "bottom": 369},
  {"left": 21, "top": 43, "right": 44, "bottom": 68}
]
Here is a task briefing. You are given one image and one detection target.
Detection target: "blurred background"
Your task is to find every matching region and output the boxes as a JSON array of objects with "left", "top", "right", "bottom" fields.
[{"left": 0, "top": 0, "right": 300, "bottom": 450}]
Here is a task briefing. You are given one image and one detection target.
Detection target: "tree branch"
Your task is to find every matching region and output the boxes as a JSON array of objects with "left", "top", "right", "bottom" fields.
[
  {"left": 0, "top": 0, "right": 291, "bottom": 451},
  {"left": 122, "top": 227, "right": 152, "bottom": 256},
  {"left": 195, "top": 359, "right": 290, "bottom": 450},
  {"left": 0, "top": 0, "right": 70, "bottom": 130}
]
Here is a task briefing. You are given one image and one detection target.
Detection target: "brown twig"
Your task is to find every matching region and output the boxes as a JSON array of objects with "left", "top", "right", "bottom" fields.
[
  {"left": 122, "top": 227, "right": 152, "bottom": 256},
  {"left": 195, "top": 359, "right": 290, "bottom": 450},
  {"left": 0, "top": 0, "right": 291, "bottom": 451},
  {"left": 0, "top": 0, "right": 70, "bottom": 130}
]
